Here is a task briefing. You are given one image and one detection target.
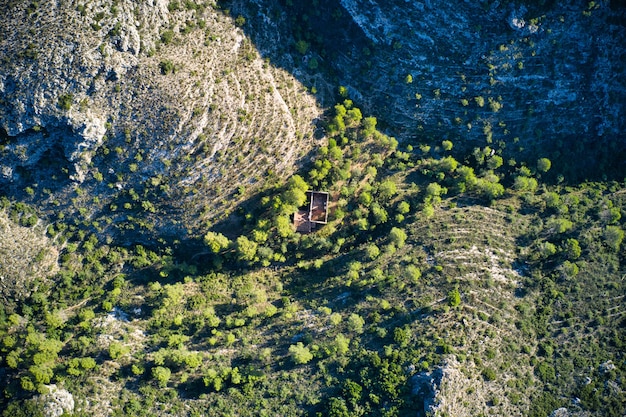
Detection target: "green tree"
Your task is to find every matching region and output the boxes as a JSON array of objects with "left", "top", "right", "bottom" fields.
[
  {"left": 295, "top": 40, "right": 309, "bottom": 54},
  {"left": 347, "top": 313, "right": 365, "bottom": 334},
  {"left": 389, "top": 227, "right": 407, "bottom": 248},
  {"left": 29, "top": 364, "right": 53, "bottom": 384},
  {"left": 365, "top": 244, "right": 380, "bottom": 260},
  {"left": 604, "top": 225, "right": 624, "bottom": 251},
  {"left": 204, "top": 232, "right": 230, "bottom": 253},
  {"left": 289, "top": 342, "right": 313, "bottom": 364},
  {"left": 327, "top": 397, "right": 350, "bottom": 417},
  {"left": 487, "top": 155, "right": 503, "bottom": 170},
  {"left": 563, "top": 238, "right": 581, "bottom": 259},
  {"left": 275, "top": 215, "right": 293, "bottom": 238},
  {"left": 397, "top": 201, "right": 410, "bottom": 215},
  {"left": 539, "top": 241, "right": 557, "bottom": 258},
  {"left": 152, "top": 366, "right": 171, "bottom": 387},
  {"left": 236, "top": 236, "right": 258, "bottom": 262},
  {"left": 448, "top": 288, "right": 461, "bottom": 307},
  {"left": 370, "top": 203, "right": 388, "bottom": 225},
  {"left": 537, "top": 158, "right": 552, "bottom": 173},
  {"left": 109, "top": 342, "right": 129, "bottom": 360},
  {"left": 362, "top": 116, "right": 377, "bottom": 136},
  {"left": 439, "top": 156, "right": 458, "bottom": 173},
  {"left": 234, "top": 15, "right": 246, "bottom": 27},
  {"left": 333, "top": 334, "right": 350, "bottom": 355},
  {"left": 58, "top": 94, "right": 73, "bottom": 110},
  {"left": 345, "top": 107, "right": 363, "bottom": 126},
  {"left": 378, "top": 180, "right": 397, "bottom": 200},
  {"left": 513, "top": 176, "right": 538, "bottom": 192}
]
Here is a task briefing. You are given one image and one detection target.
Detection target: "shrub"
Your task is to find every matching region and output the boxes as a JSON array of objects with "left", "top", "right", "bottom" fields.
[
  {"left": 152, "top": 366, "right": 171, "bottom": 387},
  {"left": 289, "top": 342, "right": 313, "bottom": 364},
  {"left": 537, "top": 158, "right": 552, "bottom": 173},
  {"left": 159, "top": 60, "right": 175, "bottom": 75},
  {"left": 448, "top": 288, "right": 461, "bottom": 307},
  {"left": 389, "top": 227, "right": 407, "bottom": 248},
  {"left": 482, "top": 368, "right": 497, "bottom": 381},
  {"left": 161, "top": 30, "right": 174, "bottom": 44},
  {"left": 58, "top": 94, "right": 73, "bottom": 110},
  {"left": 604, "top": 225, "right": 624, "bottom": 251}
]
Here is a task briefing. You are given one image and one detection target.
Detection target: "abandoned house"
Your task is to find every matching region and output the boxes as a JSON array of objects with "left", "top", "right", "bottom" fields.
[{"left": 294, "top": 191, "right": 329, "bottom": 233}]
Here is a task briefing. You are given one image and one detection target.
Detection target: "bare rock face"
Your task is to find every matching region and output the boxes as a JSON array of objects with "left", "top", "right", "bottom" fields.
[
  {"left": 0, "top": 0, "right": 322, "bottom": 236},
  {"left": 344, "top": 0, "right": 625, "bottom": 152},
  {"left": 38, "top": 385, "right": 75, "bottom": 417},
  {"left": 411, "top": 365, "right": 443, "bottom": 416},
  {"left": 237, "top": 0, "right": 626, "bottom": 178}
]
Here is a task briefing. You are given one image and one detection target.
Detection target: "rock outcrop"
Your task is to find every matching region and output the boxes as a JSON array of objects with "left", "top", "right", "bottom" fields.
[{"left": 0, "top": 0, "right": 323, "bottom": 237}]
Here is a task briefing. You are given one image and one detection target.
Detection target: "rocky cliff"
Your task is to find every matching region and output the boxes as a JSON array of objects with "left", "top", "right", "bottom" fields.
[
  {"left": 234, "top": 0, "right": 626, "bottom": 179},
  {"left": 0, "top": 0, "right": 322, "bottom": 239}
]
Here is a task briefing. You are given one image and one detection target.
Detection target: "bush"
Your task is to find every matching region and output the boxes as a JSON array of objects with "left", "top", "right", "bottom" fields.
[
  {"left": 58, "top": 94, "right": 73, "bottom": 110},
  {"left": 604, "top": 225, "right": 624, "bottom": 251},
  {"left": 448, "top": 288, "right": 461, "bottom": 307},
  {"left": 159, "top": 60, "right": 175, "bottom": 75},
  {"left": 152, "top": 366, "right": 171, "bottom": 387},
  {"left": 289, "top": 342, "right": 313, "bottom": 364},
  {"left": 482, "top": 367, "right": 497, "bottom": 381}
]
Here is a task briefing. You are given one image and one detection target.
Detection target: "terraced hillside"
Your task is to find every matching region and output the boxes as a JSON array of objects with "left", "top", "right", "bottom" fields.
[
  {"left": 0, "top": 0, "right": 322, "bottom": 238},
  {"left": 0, "top": 1, "right": 624, "bottom": 417}
]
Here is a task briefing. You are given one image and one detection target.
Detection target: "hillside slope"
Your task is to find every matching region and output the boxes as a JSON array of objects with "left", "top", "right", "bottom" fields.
[
  {"left": 231, "top": 0, "right": 626, "bottom": 179},
  {"left": 0, "top": 0, "right": 322, "bottom": 239},
  {"left": 0, "top": 1, "right": 624, "bottom": 417}
]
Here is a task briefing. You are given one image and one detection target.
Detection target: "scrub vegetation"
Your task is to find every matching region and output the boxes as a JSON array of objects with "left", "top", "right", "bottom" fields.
[{"left": 0, "top": 0, "right": 624, "bottom": 416}]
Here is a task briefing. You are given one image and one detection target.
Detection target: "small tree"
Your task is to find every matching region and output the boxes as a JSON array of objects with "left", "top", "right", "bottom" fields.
[
  {"left": 152, "top": 366, "right": 171, "bottom": 387},
  {"left": 333, "top": 334, "right": 350, "bottom": 355},
  {"left": 378, "top": 180, "right": 397, "bottom": 200},
  {"left": 204, "top": 232, "right": 230, "bottom": 253},
  {"left": 289, "top": 342, "right": 313, "bottom": 364},
  {"left": 604, "top": 225, "right": 624, "bottom": 251},
  {"left": 365, "top": 244, "right": 380, "bottom": 260},
  {"left": 448, "top": 288, "right": 461, "bottom": 307},
  {"left": 236, "top": 236, "right": 258, "bottom": 262},
  {"left": 389, "top": 227, "right": 407, "bottom": 248},
  {"left": 295, "top": 40, "right": 309, "bottom": 54},
  {"left": 537, "top": 158, "right": 552, "bottom": 173},
  {"left": 347, "top": 313, "right": 365, "bottom": 334}
]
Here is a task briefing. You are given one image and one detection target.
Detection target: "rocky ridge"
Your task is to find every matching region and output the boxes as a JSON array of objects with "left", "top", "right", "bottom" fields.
[{"left": 0, "top": 0, "right": 323, "bottom": 236}]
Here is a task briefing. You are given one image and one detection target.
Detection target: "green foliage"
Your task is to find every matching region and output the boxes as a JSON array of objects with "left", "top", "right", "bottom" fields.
[
  {"left": 482, "top": 367, "right": 497, "bottom": 381},
  {"left": 161, "top": 30, "right": 175, "bottom": 44},
  {"left": 389, "top": 227, "right": 407, "bottom": 248},
  {"left": 513, "top": 175, "right": 538, "bottom": 192},
  {"left": 537, "top": 158, "right": 552, "bottom": 173},
  {"left": 365, "top": 244, "right": 380, "bottom": 260},
  {"left": 295, "top": 40, "right": 309, "bottom": 54},
  {"left": 236, "top": 235, "right": 258, "bottom": 262},
  {"left": 377, "top": 180, "right": 397, "bottom": 200},
  {"left": 152, "top": 366, "right": 171, "bottom": 387},
  {"left": 159, "top": 60, "right": 175, "bottom": 75},
  {"left": 604, "top": 225, "right": 624, "bottom": 251},
  {"left": 58, "top": 94, "right": 73, "bottom": 110},
  {"left": 204, "top": 231, "right": 230, "bottom": 253},
  {"left": 347, "top": 313, "right": 365, "bottom": 334},
  {"left": 447, "top": 288, "right": 461, "bottom": 307},
  {"left": 109, "top": 342, "right": 129, "bottom": 360},
  {"left": 289, "top": 342, "right": 313, "bottom": 364},
  {"left": 234, "top": 15, "right": 246, "bottom": 27},
  {"left": 333, "top": 334, "right": 350, "bottom": 355}
]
